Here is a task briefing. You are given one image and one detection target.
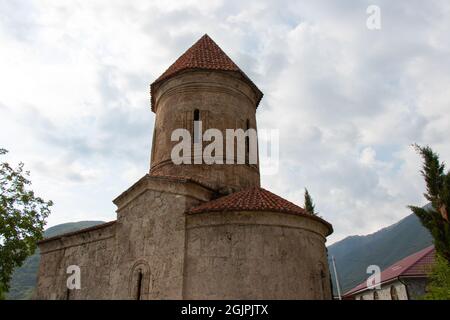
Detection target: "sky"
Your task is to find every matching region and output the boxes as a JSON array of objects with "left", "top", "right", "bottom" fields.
[{"left": 1, "top": 0, "right": 449, "bottom": 244}]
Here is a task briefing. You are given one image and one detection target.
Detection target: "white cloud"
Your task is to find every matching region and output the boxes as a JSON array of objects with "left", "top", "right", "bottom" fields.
[{"left": 1, "top": 0, "right": 450, "bottom": 244}]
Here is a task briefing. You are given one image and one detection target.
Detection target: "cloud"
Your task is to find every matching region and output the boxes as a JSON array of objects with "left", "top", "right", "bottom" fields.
[{"left": 1, "top": 0, "right": 449, "bottom": 243}]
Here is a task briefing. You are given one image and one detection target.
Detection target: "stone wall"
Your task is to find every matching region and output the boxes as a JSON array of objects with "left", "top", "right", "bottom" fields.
[
  {"left": 35, "top": 175, "right": 213, "bottom": 300},
  {"left": 354, "top": 280, "right": 408, "bottom": 300},
  {"left": 35, "top": 39, "right": 335, "bottom": 300},
  {"left": 184, "top": 210, "right": 332, "bottom": 299},
  {"left": 36, "top": 175, "right": 333, "bottom": 300},
  {"left": 150, "top": 70, "right": 261, "bottom": 192},
  {"left": 353, "top": 277, "right": 428, "bottom": 300},
  {"left": 35, "top": 222, "right": 117, "bottom": 299},
  {"left": 110, "top": 175, "right": 213, "bottom": 299}
]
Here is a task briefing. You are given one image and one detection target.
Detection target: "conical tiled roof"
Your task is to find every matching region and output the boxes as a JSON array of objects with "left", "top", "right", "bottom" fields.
[
  {"left": 154, "top": 34, "right": 240, "bottom": 83},
  {"left": 150, "top": 34, "right": 263, "bottom": 111},
  {"left": 187, "top": 187, "right": 304, "bottom": 214},
  {"left": 187, "top": 187, "right": 332, "bottom": 233}
]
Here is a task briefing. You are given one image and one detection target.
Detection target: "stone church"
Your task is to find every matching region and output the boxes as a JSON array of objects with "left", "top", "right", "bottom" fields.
[{"left": 35, "top": 34, "right": 333, "bottom": 299}]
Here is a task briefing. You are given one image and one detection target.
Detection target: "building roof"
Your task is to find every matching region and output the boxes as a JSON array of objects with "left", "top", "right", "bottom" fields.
[
  {"left": 37, "top": 221, "right": 117, "bottom": 245},
  {"left": 187, "top": 186, "right": 333, "bottom": 234},
  {"left": 150, "top": 34, "right": 263, "bottom": 111},
  {"left": 344, "top": 245, "right": 436, "bottom": 297}
]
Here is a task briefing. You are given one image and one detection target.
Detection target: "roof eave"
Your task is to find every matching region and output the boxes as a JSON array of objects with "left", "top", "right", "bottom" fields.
[
  {"left": 186, "top": 207, "right": 333, "bottom": 236},
  {"left": 149, "top": 68, "right": 263, "bottom": 113},
  {"left": 37, "top": 221, "right": 117, "bottom": 245}
]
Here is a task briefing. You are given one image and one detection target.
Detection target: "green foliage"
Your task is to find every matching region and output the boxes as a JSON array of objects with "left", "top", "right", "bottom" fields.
[
  {"left": 422, "top": 254, "right": 450, "bottom": 300},
  {"left": 304, "top": 188, "right": 316, "bottom": 215},
  {"left": 409, "top": 144, "right": 450, "bottom": 263},
  {"left": 0, "top": 148, "right": 53, "bottom": 299}
]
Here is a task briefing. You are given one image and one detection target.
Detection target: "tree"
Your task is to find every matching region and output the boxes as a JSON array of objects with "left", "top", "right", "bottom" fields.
[
  {"left": 421, "top": 255, "right": 450, "bottom": 300},
  {"left": 408, "top": 144, "right": 450, "bottom": 263},
  {"left": 0, "top": 148, "right": 52, "bottom": 299},
  {"left": 304, "top": 188, "right": 316, "bottom": 215}
]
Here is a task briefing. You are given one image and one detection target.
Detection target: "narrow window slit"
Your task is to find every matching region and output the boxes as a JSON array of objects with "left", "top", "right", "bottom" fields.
[
  {"left": 245, "top": 119, "right": 250, "bottom": 163},
  {"left": 194, "top": 109, "right": 201, "bottom": 144},
  {"left": 136, "top": 271, "right": 143, "bottom": 300}
]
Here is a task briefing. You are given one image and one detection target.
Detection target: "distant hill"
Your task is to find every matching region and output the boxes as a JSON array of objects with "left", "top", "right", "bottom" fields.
[
  {"left": 327, "top": 213, "right": 433, "bottom": 295},
  {"left": 6, "top": 221, "right": 105, "bottom": 300}
]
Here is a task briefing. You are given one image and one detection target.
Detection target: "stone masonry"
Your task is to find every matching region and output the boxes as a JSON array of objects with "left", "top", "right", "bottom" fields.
[{"left": 35, "top": 34, "right": 333, "bottom": 300}]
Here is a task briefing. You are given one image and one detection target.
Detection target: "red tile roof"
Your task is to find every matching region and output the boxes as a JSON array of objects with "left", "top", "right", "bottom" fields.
[
  {"left": 187, "top": 186, "right": 333, "bottom": 234},
  {"left": 344, "top": 245, "right": 436, "bottom": 297},
  {"left": 154, "top": 34, "right": 240, "bottom": 83},
  {"left": 150, "top": 34, "right": 263, "bottom": 111}
]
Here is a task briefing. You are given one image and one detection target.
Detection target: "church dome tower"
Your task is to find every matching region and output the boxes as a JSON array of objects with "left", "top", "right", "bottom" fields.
[
  {"left": 35, "top": 34, "right": 333, "bottom": 301},
  {"left": 149, "top": 34, "right": 263, "bottom": 193}
]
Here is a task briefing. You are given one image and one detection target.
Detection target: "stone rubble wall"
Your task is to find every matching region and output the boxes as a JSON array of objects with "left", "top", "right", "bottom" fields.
[
  {"left": 184, "top": 210, "right": 332, "bottom": 299},
  {"left": 35, "top": 222, "right": 116, "bottom": 299}
]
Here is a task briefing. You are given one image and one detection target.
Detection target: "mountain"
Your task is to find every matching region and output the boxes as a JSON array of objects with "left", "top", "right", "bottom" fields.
[
  {"left": 6, "top": 221, "right": 105, "bottom": 300},
  {"left": 327, "top": 213, "right": 433, "bottom": 295}
]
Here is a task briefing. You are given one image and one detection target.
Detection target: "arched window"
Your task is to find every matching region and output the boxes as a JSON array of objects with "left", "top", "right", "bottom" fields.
[
  {"left": 136, "top": 270, "right": 143, "bottom": 300},
  {"left": 194, "top": 109, "right": 200, "bottom": 121},
  {"left": 193, "top": 109, "right": 201, "bottom": 143},
  {"left": 390, "top": 285, "right": 399, "bottom": 300},
  {"left": 130, "top": 261, "right": 150, "bottom": 300},
  {"left": 373, "top": 290, "right": 379, "bottom": 300}
]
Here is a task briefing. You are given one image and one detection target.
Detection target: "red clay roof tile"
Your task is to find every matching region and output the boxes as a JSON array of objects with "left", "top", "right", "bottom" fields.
[
  {"left": 154, "top": 34, "right": 240, "bottom": 84},
  {"left": 150, "top": 34, "right": 263, "bottom": 111},
  {"left": 187, "top": 187, "right": 306, "bottom": 215},
  {"left": 187, "top": 186, "right": 332, "bottom": 233}
]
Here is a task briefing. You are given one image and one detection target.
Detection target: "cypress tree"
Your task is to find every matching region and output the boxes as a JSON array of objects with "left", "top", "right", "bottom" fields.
[
  {"left": 408, "top": 144, "right": 450, "bottom": 263},
  {"left": 304, "top": 188, "right": 316, "bottom": 215}
]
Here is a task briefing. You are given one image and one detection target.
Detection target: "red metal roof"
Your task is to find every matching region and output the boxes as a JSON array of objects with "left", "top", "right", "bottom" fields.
[
  {"left": 150, "top": 34, "right": 263, "bottom": 112},
  {"left": 344, "top": 245, "right": 436, "bottom": 296},
  {"left": 187, "top": 186, "right": 333, "bottom": 234}
]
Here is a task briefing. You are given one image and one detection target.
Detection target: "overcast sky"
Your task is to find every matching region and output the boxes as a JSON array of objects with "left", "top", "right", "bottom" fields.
[{"left": 1, "top": 0, "right": 449, "bottom": 244}]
